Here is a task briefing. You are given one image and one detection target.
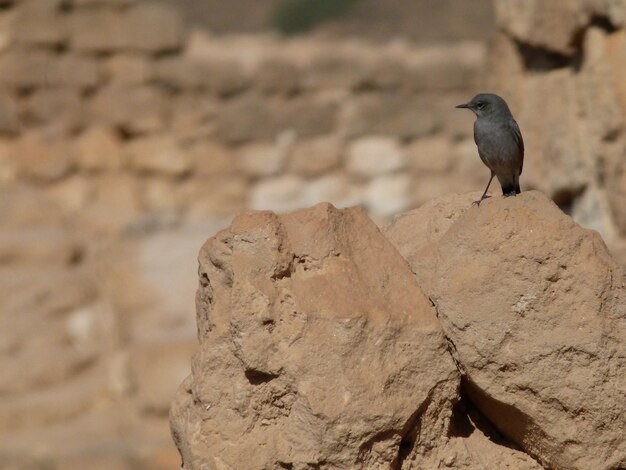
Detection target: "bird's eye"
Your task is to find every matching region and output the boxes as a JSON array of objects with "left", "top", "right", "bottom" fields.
[{"left": 476, "top": 102, "right": 484, "bottom": 109}]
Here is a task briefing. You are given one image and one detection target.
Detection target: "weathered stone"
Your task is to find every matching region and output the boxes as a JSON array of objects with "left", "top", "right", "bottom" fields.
[
  {"left": 69, "top": 3, "right": 183, "bottom": 53},
  {"left": 386, "top": 191, "right": 626, "bottom": 470},
  {"left": 13, "top": 8, "right": 67, "bottom": 46},
  {"left": 300, "top": 173, "right": 361, "bottom": 208},
  {"left": 287, "top": 135, "right": 342, "bottom": 177},
  {"left": 363, "top": 173, "right": 411, "bottom": 219},
  {"left": 89, "top": 86, "right": 169, "bottom": 135},
  {"left": 16, "top": 134, "right": 76, "bottom": 182},
  {"left": 75, "top": 126, "right": 123, "bottom": 172},
  {"left": 126, "top": 136, "right": 193, "bottom": 177},
  {"left": 185, "top": 176, "right": 247, "bottom": 220},
  {"left": 0, "top": 92, "right": 19, "bottom": 134},
  {"left": 493, "top": 0, "right": 626, "bottom": 54},
  {"left": 347, "top": 93, "right": 439, "bottom": 138},
  {"left": 170, "top": 203, "right": 458, "bottom": 469},
  {"left": 22, "top": 88, "right": 86, "bottom": 134},
  {"left": 236, "top": 138, "right": 292, "bottom": 178},
  {"left": 304, "top": 54, "right": 368, "bottom": 90},
  {"left": 104, "top": 53, "right": 153, "bottom": 85},
  {"left": 256, "top": 59, "right": 301, "bottom": 94},
  {"left": 408, "top": 43, "right": 485, "bottom": 91},
  {"left": 154, "top": 57, "right": 249, "bottom": 96},
  {"left": 129, "top": 341, "right": 196, "bottom": 415},
  {"left": 216, "top": 95, "right": 339, "bottom": 143},
  {"left": 406, "top": 136, "right": 455, "bottom": 174},
  {"left": 248, "top": 174, "right": 304, "bottom": 213},
  {"left": 346, "top": 136, "right": 406, "bottom": 178},
  {"left": 80, "top": 173, "right": 140, "bottom": 233},
  {"left": 186, "top": 140, "right": 236, "bottom": 178},
  {"left": 170, "top": 93, "right": 218, "bottom": 142}
]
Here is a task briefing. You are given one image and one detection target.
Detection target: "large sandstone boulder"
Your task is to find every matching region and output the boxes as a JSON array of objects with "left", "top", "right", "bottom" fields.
[
  {"left": 170, "top": 203, "right": 460, "bottom": 469},
  {"left": 386, "top": 191, "right": 626, "bottom": 470}
]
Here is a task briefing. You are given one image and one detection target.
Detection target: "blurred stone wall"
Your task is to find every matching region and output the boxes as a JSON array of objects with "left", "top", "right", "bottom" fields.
[{"left": 0, "top": 0, "right": 490, "bottom": 468}]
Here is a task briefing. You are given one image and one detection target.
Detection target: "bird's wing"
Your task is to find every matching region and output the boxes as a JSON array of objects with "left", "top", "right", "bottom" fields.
[{"left": 511, "top": 119, "right": 524, "bottom": 175}]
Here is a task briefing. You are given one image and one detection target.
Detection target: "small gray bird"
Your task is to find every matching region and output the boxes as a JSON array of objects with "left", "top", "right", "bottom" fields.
[{"left": 456, "top": 93, "right": 524, "bottom": 206}]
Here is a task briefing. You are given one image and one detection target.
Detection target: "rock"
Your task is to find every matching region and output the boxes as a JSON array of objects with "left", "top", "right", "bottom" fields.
[
  {"left": 69, "top": 3, "right": 183, "bottom": 53},
  {"left": 153, "top": 57, "right": 249, "bottom": 96},
  {"left": 216, "top": 95, "right": 339, "bottom": 144},
  {"left": 185, "top": 176, "right": 247, "bottom": 221},
  {"left": 170, "top": 203, "right": 459, "bottom": 469},
  {"left": 363, "top": 173, "right": 412, "bottom": 219},
  {"left": 89, "top": 86, "right": 169, "bottom": 135},
  {"left": 22, "top": 88, "right": 87, "bottom": 134},
  {"left": 186, "top": 140, "right": 236, "bottom": 178},
  {"left": 493, "top": 0, "right": 626, "bottom": 54},
  {"left": 236, "top": 140, "right": 290, "bottom": 178},
  {"left": 129, "top": 340, "right": 196, "bottom": 415},
  {"left": 0, "top": 92, "right": 19, "bottom": 134},
  {"left": 347, "top": 93, "right": 439, "bottom": 139},
  {"left": 16, "top": 134, "right": 76, "bottom": 182},
  {"left": 385, "top": 191, "right": 626, "bottom": 470},
  {"left": 248, "top": 175, "right": 304, "bottom": 213},
  {"left": 287, "top": 135, "right": 342, "bottom": 177},
  {"left": 75, "top": 126, "right": 123, "bottom": 172},
  {"left": 126, "top": 136, "right": 193, "bottom": 177},
  {"left": 346, "top": 136, "right": 406, "bottom": 178},
  {"left": 104, "top": 54, "right": 153, "bottom": 85},
  {"left": 300, "top": 173, "right": 361, "bottom": 209},
  {"left": 256, "top": 59, "right": 301, "bottom": 94}
]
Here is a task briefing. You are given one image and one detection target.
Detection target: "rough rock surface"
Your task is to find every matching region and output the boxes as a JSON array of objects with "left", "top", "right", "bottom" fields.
[
  {"left": 170, "top": 203, "right": 461, "bottom": 469},
  {"left": 386, "top": 191, "right": 626, "bottom": 470}
]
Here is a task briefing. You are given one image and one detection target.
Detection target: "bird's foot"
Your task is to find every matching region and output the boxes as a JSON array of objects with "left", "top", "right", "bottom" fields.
[{"left": 472, "top": 195, "right": 491, "bottom": 207}]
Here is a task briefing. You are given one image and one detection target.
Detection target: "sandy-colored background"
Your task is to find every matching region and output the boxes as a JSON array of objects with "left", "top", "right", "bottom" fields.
[{"left": 1, "top": 0, "right": 624, "bottom": 468}]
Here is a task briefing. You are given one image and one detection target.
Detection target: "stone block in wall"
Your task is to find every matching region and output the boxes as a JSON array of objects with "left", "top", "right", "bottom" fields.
[
  {"left": 409, "top": 43, "right": 485, "bottom": 91},
  {"left": 346, "top": 93, "right": 439, "bottom": 139},
  {"left": 287, "top": 135, "right": 342, "bottom": 177},
  {"left": 0, "top": 92, "right": 19, "bottom": 134},
  {"left": 304, "top": 55, "right": 368, "bottom": 90},
  {"left": 68, "top": 3, "right": 183, "bottom": 53},
  {"left": 75, "top": 126, "right": 123, "bottom": 172},
  {"left": 15, "top": 134, "right": 76, "bottom": 182},
  {"left": 363, "top": 173, "right": 411, "bottom": 218},
  {"left": 346, "top": 136, "right": 406, "bottom": 178},
  {"left": 236, "top": 141, "right": 290, "bottom": 178},
  {"left": 406, "top": 136, "right": 455, "bottom": 174},
  {"left": 170, "top": 93, "right": 218, "bottom": 142},
  {"left": 79, "top": 173, "right": 140, "bottom": 234},
  {"left": 0, "top": 50, "right": 101, "bottom": 89},
  {"left": 22, "top": 88, "right": 87, "bottom": 134},
  {"left": 300, "top": 173, "right": 362, "bottom": 209},
  {"left": 187, "top": 140, "right": 236, "bottom": 178},
  {"left": 154, "top": 57, "right": 249, "bottom": 96},
  {"left": 89, "top": 86, "right": 169, "bottom": 135},
  {"left": 14, "top": 8, "right": 68, "bottom": 46},
  {"left": 185, "top": 175, "right": 248, "bottom": 219},
  {"left": 126, "top": 135, "right": 193, "bottom": 177},
  {"left": 104, "top": 53, "right": 153, "bottom": 85},
  {"left": 249, "top": 174, "right": 304, "bottom": 213},
  {"left": 216, "top": 95, "right": 338, "bottom": 144},
  {"left": 128, "top": 341, "right": 196, "bottom": 415},
  {"left": 256, "top": 59, "right": 301, "bottom": 94},
  {"left": 139, "top": 176, "right": 186, "bottom": 213}
]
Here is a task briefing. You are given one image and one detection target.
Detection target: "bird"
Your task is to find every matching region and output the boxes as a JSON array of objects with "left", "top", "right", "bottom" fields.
[{"left": 456, "top": 93, "right": 524, "bottom": 206}]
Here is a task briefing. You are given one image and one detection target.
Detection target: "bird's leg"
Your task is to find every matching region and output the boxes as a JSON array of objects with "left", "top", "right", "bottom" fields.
[{"left": 473, "top": 172, "right": 495, "bottom": 206}]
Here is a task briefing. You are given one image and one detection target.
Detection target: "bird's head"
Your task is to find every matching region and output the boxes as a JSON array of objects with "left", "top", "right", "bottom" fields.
[{"left": 456, "top": 93, "right": 512, "bottom": 119}]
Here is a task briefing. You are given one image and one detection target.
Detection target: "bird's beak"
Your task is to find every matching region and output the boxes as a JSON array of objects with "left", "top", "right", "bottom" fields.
[{"left": 455, "top": 103, "right": 470, "bottom": 109}]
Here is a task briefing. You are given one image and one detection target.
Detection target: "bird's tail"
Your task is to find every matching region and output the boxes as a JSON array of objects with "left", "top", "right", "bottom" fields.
[{"left": 515, "top": 183, "right": 521, "bottom": 194}]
